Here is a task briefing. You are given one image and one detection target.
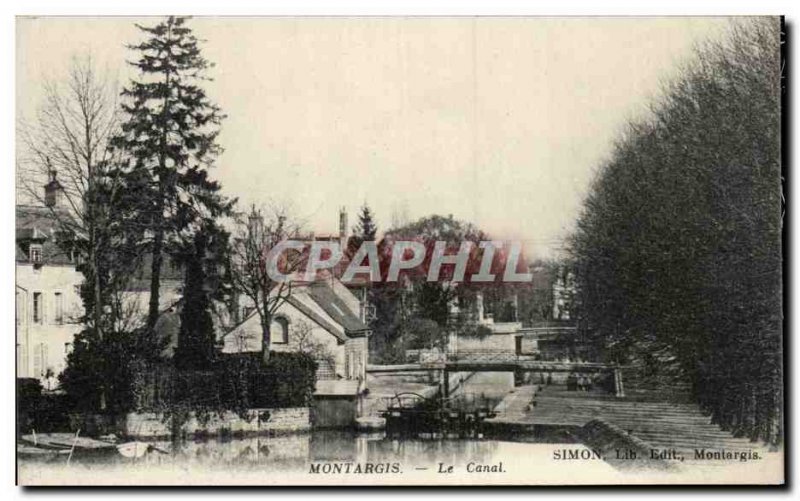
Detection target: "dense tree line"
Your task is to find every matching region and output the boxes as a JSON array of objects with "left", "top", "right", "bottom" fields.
[{"left": 570, "top": 19, "right": 782, "bottom": 445}]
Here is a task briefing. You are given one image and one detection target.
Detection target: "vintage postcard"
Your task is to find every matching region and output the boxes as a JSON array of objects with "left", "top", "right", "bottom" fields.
[{"left": 14, "top": 16, "right": 784, "bottom": 486}]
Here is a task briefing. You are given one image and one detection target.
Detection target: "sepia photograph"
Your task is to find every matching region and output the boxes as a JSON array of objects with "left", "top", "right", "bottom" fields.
[{"left": 12, "top": 13, "right": 784, "bottom": 486}]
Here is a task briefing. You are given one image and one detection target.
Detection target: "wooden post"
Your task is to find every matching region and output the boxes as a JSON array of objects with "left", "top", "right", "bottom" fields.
[{"left": 614, "top": 367, "right": 625, "bottom": 398}]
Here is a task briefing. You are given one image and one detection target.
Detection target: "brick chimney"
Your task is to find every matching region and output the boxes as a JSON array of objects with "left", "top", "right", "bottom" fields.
[
  {"left": 247, "top": 204, "right": 263, "bottom": 235},
  {"left": 43, "top": 161, "right": 63, "bottom": 208},
  {"left": 338, "top": 207, "right": 348, "bottom": 249}
]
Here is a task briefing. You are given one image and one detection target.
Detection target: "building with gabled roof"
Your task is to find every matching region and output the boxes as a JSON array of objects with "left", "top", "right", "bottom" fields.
[{"left": 220, "top": 276, "right": 370, "bottom": 383}]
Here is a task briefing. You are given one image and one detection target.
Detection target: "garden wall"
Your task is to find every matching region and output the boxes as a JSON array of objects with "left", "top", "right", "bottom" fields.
[{"left": 122, "top": 407, "right": 310, "bottom": 439}]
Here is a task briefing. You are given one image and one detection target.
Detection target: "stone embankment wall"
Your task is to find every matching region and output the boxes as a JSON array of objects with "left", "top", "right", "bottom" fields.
[{"left": 122, "top": 407, "right": 310, "bottom": 439}]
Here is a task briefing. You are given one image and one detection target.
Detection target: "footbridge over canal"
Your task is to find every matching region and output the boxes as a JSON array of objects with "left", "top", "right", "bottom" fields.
[{"left": 367, "top": 351, "right": 626, "bottom": 398}]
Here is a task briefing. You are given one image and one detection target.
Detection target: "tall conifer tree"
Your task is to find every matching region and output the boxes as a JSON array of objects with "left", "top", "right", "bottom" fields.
[
  {"left": 113, "top": 16, "right": 230, "bottom": 333},
  {"left": 174, "top": 222, "right": 230, "bottom": 370},
  {"left": 346, "top": 203, "right": 378, "bottom": 257},
  {"left": 354, "top": 204, "right": 378, "bottom": 242}
]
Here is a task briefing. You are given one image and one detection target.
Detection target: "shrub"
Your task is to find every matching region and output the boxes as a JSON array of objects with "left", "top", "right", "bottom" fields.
[
  {"left": 132, "top": 351, "right": 318, "bottom": 417},
  {"left": 17, "top": 378, "right": 71, "bottom": 433}
]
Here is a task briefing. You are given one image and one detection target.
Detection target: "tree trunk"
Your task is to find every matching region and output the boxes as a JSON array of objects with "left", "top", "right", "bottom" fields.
[
  {"left": 147, "top": 217, "right": 164, "bottom": 331},
  {"left": 260, "top": 312, "right": 271, "bottom": 365},
  {"left": 87, "top": 171, "right": 107, "bottom": 410},
  {"left": 148, "top": 23, "right": 171, "bottom": 333},
  {"left": 93, "top": 236, "right": 106, "bottom": 410}
]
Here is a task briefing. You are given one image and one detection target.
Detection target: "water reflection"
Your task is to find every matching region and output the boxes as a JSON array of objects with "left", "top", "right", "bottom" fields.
[{"left": 20, "top": 431, "right": 502, "bottom": 474}]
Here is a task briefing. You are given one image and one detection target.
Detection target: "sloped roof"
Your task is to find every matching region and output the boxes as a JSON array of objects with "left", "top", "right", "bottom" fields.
[
  {"left": 284, "top": 294, "right": 348, "bottom": 343},
  {"left": 223, "top": 279, "right": 370, "bottom": 344},
  {"left": 305, "top": 281, "right": 369, "bottom": 335},
  {"left": 15, "top": 205, "right": 75, "bottom": 265},
  {"left": 16, "top": 204, "right": 184, "bottom": 285}
]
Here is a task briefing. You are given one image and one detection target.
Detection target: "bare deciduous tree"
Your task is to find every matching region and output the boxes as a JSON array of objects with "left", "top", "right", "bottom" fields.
[
  {"left": 18, "top": 54, "right": 147, "bottom": 409},
  {"left": 230, "top": 203, "right": 307, "bottom": 363},
  {"left": 290, "top": 319, "right": 335, "bottom": 369},
  {"left": 18, "top": 54, "right": 144, "bottom": 337}
]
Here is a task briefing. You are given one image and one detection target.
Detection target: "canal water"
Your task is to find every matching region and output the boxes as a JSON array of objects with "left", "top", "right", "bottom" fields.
[
  {"left": 19, "top": 376, "right": 624, "bottom": 484},
  {"left": 18, "top": 430, "right": 624, "bottom": 485},
  {"left": 20, "top": 431, "right": 503, "bottom": 472}
]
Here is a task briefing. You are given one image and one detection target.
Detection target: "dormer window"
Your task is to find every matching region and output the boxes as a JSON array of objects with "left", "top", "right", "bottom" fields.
[{"left": 30, "top": 245, "right": 43, "bottom": 264}]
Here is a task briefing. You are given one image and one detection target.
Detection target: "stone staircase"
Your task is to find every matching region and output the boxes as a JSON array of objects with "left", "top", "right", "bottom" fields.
[{"left": 531, "top": 386, "right": 765, "bottom": 463}]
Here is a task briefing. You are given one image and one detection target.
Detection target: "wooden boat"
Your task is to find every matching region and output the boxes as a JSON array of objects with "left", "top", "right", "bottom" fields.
[
  {"left": 116, "top": 441, "right": 151, "bottom": 459},
  {"left": 116, "top": 441, "right": 171, "bottom": 459},
  {"left": 17, "top": 444, "right": 70, "bottom": 458},
  {"left": 20, "top": 433, "right": 116, "bottom": 452}
]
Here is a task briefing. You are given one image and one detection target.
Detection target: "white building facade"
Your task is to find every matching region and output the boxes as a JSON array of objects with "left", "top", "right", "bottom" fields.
[{"left": 16, "top": 202, "right": 84, "bottom": 387}]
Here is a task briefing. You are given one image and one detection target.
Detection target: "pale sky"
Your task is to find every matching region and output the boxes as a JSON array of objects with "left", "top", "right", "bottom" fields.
[{"left": 16, "top": 17, "right": 734, "bottom": 258}]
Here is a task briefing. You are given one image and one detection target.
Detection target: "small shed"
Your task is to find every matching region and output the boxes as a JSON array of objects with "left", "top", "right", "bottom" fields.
[{"left": 313, "top": 380, "right": 362, "bottom": 429}]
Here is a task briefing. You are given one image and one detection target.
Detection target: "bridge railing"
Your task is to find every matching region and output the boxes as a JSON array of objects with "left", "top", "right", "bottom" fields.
[
  {"left": 445, "top": 349, "right": 519, "bottom": 363},
  {"left": 405, "top": 347, "right": 597, "bottom": 364}
]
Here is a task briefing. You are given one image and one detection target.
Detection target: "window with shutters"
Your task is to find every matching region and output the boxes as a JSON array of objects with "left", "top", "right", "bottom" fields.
[
  {"left": 54, "top": 292, "right": 64, "bottom": 325},
  {"left": 33, "top": 292, "right": 42, "bottom": 323}
]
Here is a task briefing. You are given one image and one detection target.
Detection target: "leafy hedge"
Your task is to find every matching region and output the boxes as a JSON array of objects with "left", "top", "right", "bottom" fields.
[
  {"left": 131, "top": 351, "right": 317, "bottom": 415},
  {"left": 17, "top": 378, "right": 72, "bottom": 434}
]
